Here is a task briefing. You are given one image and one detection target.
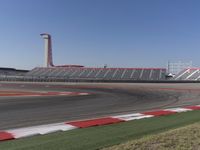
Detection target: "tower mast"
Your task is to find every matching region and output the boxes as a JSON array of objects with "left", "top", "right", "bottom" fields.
[{"left": 40, "top": 33, "right": 54, "bottom": 67}]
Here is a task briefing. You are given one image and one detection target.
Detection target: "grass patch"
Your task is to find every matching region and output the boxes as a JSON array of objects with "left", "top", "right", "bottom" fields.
[
  {"left": 103, "top": 121, "right": 200, "bottom": 150},
  {"left": 1, "top": 111, "right": 200, "bottom": 150}
]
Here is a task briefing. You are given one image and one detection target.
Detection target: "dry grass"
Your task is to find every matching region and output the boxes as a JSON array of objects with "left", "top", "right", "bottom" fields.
[{"left": 103, "top": 122, "right": 200, "bottom": 150}]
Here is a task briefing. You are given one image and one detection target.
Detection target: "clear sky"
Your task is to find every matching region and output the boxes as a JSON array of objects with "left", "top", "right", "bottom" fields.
[{"left": 0, "top": 0, "right": 200, "bottom": 70}]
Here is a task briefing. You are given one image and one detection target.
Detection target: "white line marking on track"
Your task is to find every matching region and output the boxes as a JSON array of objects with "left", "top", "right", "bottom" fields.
[{"left": 78, "top": 93, "right": 89, "bottom": 96}]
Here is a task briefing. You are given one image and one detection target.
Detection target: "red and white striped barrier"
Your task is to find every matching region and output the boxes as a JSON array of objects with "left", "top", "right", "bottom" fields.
[{"left": 1, "top": 105, "right": 200, "bottom": 141}]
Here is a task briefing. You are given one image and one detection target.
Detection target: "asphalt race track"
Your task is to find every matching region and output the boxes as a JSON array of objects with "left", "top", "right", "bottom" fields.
[{"left": 0, "top": 82, "right": 200, "bottom": 130}]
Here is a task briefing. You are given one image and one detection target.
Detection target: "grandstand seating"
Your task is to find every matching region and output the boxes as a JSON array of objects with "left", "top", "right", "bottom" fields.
[
  {"left": 0, "top": 68, "right": 28, "bottom": 76},
  {"left": 172, "top": 68, "right": 200, "bottom": 80},
  {"left": 25, "top": 67, "right": 166, "bottom": 81}
]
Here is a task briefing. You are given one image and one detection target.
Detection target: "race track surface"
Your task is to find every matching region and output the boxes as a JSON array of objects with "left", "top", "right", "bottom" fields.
[{"left": 0, "top": 82, "right": 200, "bottom": 130}]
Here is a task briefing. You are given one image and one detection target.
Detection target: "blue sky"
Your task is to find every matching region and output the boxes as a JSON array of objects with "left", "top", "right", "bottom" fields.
[{"left": 0, "top": 0, "right": 200, "bottom": 69}]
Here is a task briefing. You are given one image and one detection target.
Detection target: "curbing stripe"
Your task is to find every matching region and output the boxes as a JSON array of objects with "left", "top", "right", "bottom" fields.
[
  {"left": 0, "top": 132, "right": 14, "bottom": 141},
  {"left": 184, "top": 105, "right": 200, "bottom": 110},
  {"left": 164, "top": 108, "right": 192, "bottom": 112},
  {"left": 67, "top": 117, "right": 123, "bottom": 128},
  {"left": 142, "top": 110, "right": 177, "bottom": 116},
  {"left": 1, "top": 105, "right": 200, "bottom": 141},
  {"left": 5, "top": 123, "right": 77, "bottom": 139},
  {"left": 112, "top": 113, "right": 154, "bottom": 121},
  {"left": 0, "top": 92, "right": 90, "bottom": 97}
]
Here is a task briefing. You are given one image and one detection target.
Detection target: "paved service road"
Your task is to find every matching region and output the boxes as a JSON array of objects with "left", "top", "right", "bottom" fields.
[{"left": 0, "top": 82, "right": 200, "bottom": 130}]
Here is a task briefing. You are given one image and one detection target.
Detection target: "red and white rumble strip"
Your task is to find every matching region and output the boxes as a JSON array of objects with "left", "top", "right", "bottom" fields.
[{"left": 1, "top": 105, "right": 200, "bottom": 141}]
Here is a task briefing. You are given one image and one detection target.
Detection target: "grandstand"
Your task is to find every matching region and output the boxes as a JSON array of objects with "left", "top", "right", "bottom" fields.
[
  {"left": 25, "top": 67, "right": 166, "bottom": 81},
  {"left": 21, "top": 33, "right": 167, "bottom": 82},
  {"left": 0, "top": 68, "right": 28, "bottom": 76},
  {"left": 172, "top": 68, "right": 200, "bottom": 80},
  {"left": 3, "top": 33, "right": 200, "bottom": 82},
  {"left": 0, "top": 33, "right": 168, "bottom": 82}
]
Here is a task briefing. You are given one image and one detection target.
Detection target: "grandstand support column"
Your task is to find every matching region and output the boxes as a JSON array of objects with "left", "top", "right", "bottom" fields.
[{"left": 40, "top": 33, "right": 54, "bottom": 68}]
